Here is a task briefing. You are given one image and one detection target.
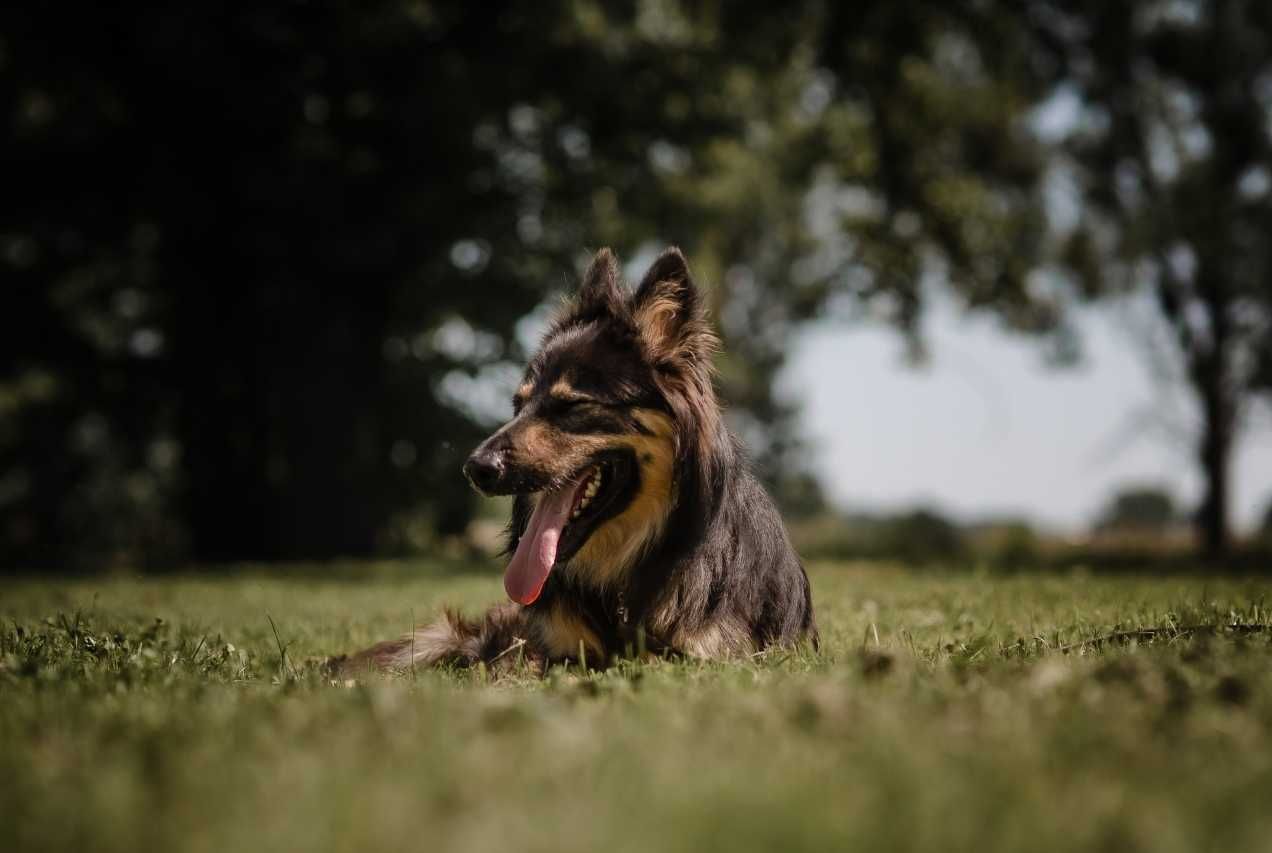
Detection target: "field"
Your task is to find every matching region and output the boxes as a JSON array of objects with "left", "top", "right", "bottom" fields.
[{"left": 3, "top": 560, "right": 1272, "bottom": 853}]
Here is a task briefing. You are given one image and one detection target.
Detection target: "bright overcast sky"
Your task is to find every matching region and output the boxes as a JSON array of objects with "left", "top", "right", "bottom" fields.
[{"left": 783, "top": 291, "right": 1272, "bottom": 534}]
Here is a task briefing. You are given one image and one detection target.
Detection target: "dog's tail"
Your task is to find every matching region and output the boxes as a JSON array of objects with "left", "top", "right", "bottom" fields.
[{"left": 326, "top": 603, "right": 535, "bottom": 677}]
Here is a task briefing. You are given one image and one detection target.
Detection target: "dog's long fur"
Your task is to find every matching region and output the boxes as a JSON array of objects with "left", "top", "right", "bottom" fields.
[{"left": 335, "top": 247, "right": 816, "bottom": 675}]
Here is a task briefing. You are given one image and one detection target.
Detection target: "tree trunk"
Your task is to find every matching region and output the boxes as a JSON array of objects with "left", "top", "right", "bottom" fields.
[
  {"left": 1191, "top": 284, "right": 1235, "bottom": 559},
  {"left": 1196, "top": 385, "right": 1232, "bottom": 558}
]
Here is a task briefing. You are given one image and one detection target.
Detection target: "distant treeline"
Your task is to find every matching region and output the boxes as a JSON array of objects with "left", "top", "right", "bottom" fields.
[{"left": 791, "top": 493, "right": 1272, "bottom": 573}]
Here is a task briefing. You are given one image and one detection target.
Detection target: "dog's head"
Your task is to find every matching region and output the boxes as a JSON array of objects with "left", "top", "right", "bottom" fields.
[{"left": 463, "top": 247, "right": 720, "bottom": 605}]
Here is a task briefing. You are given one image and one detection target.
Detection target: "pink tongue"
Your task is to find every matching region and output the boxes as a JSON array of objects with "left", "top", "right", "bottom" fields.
[{"left": 504, "top": 482, "right": 579, "bottom": 605}]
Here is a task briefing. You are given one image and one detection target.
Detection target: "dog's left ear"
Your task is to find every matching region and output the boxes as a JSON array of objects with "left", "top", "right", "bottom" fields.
[{"left": 632, "top": 247, "right": 716, "bottom": 364}]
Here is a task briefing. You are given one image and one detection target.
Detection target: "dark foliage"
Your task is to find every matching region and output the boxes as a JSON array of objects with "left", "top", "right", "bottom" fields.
[
  {"left": 7, "top": 1, "right": 1265, "bottom": 570},
  {"left": 0, "top": 3, "right": 812, "bottom": 568},
  {"left": 1095, "top": 486, "right": 1179, "bottom": 534}
]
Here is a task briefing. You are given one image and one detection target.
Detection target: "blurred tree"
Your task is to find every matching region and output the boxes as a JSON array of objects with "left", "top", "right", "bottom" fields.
[
  {"left": 649, "top": 2, "right": 1058, "bottom": 510},
  {"left": 877, "top": 507, "right": 967, "bottom": 565},
  {"left": 806, "top": 4, "right": 1056, "bottom": 342},
  {"left": 794, "top": 1, "right": 1271, "bottom": 557},
  {"left": 1095, "top": 485, "right": 1178, "bottom": 534},
  {"left": 1023, "top": 0, "right": 1272, "bottom": 556},
  {"left": 0, "top": 1, "right": 820, "bottom": 568},
  {"left": 15, "top": 0, "right": 1262, "bottom": 570}
]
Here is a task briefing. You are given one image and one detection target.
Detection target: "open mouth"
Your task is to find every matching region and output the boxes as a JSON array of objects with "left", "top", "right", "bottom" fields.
[{"left": 503, "top": 450, "right": 636, "bottom": 606}]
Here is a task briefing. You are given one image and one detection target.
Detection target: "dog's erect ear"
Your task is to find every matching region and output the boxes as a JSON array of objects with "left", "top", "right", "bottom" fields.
[
  {"left": 576, "top": 247, "right": 626, "bottom": 319},
  {"left": 633, "top": 248, "right": 722, "bottom": 478},
  {"left": 632, "top": 247, "right": 715, "bottom": 363}
]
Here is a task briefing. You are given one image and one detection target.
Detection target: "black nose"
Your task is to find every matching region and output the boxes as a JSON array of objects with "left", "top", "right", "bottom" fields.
[{"left": 463, "top": 449, "right": 504, "bottom": 495}]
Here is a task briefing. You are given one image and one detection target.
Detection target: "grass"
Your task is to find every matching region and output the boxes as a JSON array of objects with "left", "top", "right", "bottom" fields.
[{"left": 3, "top": 560, "right": 1272, "bottom": 853}]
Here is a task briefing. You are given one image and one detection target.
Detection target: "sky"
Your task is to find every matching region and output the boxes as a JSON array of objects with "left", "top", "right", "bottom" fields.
[{"left": 782, "top": 292, "right": 1272, "bottom": 534}]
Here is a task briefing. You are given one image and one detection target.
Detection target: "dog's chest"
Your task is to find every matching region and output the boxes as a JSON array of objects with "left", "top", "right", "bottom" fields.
[
  {"left": 531, "top": 599, "right": 606, "bottom": 663},
  {"left": 533, "top": 583, "right": 649, "bottom": 662}
]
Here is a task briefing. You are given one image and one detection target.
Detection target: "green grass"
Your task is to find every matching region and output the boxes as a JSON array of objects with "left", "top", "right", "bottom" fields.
[{"left": 3, "top": 561, "right": 1272, "bottom": 853}]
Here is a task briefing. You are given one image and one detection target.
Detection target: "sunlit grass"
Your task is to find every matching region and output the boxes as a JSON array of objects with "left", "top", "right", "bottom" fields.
[{"left": 3, "top": 562, "right": 1271, "bottom": 852}]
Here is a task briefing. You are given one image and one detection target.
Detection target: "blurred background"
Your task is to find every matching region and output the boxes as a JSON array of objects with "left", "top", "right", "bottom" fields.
[{"left": 3, "top": 0, "right": 1271, "bottom": 573}]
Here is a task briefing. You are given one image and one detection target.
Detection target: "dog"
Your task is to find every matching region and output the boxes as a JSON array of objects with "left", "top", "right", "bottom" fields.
[{"left": 337, "top": 247, "right": 816, "bottom": 674}]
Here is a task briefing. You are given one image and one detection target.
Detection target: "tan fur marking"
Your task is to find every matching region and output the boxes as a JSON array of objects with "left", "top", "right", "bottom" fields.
[
  {"left": 535, "top": 601, "right": 603, "bottom": 661},
  {"left": 548, "top": 378, "right": 584, "bottom": 401},
  {"left": 567, "top": 409, "right": 676, "bottom": 588},
  {"left": 513, "top": 409, "right": 676, "bottom": 590},
  {"left": 673, "top": 618, "right": 753, "bottom": 659},
  {"left": 516, "top": 421, "right": 569, "bottom": 465},
  {"left": 634, "top": 291, "right": 686, "bottom": 355},
  {"left": 510, "top": 420, "right": 627, "bottom": 487}
]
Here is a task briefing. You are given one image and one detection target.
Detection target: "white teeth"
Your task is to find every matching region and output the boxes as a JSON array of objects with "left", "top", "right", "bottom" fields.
[{"left": 571, "top": 467, "right": 602, "bottom": 520}]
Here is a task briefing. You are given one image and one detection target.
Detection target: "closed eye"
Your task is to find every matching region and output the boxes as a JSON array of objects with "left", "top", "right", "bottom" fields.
[{"left": 550, "top": 395, "right": 596, "bottom": 409}]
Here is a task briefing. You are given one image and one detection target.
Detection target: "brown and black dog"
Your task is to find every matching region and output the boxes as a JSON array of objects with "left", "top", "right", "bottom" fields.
[{"left": 338, "top": 247, "right": 816, "bottom": 673}]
